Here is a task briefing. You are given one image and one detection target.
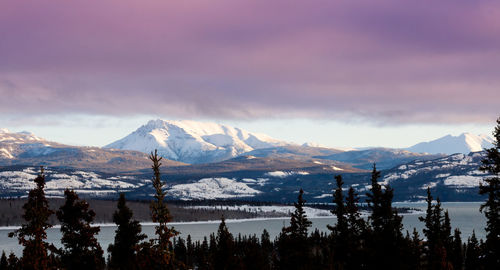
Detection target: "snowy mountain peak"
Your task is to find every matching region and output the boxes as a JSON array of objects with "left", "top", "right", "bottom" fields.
[
  {"left": 105, "top": 119, "right": 288, "bottom": 164},
  {"left": 407, "top": 133, "right": 494, "bottom": 155}
]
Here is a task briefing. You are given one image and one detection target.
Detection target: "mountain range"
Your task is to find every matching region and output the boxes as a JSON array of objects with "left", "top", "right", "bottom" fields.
[{"left": 0, "top": 120, "right": 495, "bottom": 202}]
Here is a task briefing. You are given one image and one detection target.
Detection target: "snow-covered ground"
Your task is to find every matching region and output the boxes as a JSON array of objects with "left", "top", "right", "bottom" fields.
[
  {"left": 168, "top": 178, "right": 261, "bottom": 200},
  {"left": 264, "top": 171, "right": 309, "bottom": 178},
  {"left": 0, "top": 167, "right": 144, "bottom": 196}
]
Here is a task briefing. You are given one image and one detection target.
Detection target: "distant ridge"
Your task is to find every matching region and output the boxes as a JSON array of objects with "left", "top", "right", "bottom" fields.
[{"left": 406, "top": 133, "right": 493, "bottom": 155}]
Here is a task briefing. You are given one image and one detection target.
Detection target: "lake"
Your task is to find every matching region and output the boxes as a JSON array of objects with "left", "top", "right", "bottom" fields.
[{"left": 0, "top": 202, "right": 486, "bottom": 256}]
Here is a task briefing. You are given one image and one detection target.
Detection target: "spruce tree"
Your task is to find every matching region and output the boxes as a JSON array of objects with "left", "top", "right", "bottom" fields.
[
  {"left": 278, "top": 188, "right": 312, "bottom": 270},
  {"left": 327, "top": 175, "right": 349, "bottom": 269},
  {"left": 464, "top": 231, "right": 480, "bottom": 270},
  {"left": 214, "top": 216, "right": 239, "bottom": 269},
  {"left": 0, "top": 252, "right": 7, "bottom": 270},
  {"left": 138, "top": 150, "right": 178, "bottom": 269},
  {"left": 56, "top": 189, "right": 105, "bottom": 270},
  {"left": 479, "top": 116, "right": 500, "bottom": 269},
  {"left": 8, "top": 167, "right": 53, "bottom": 270},
  {"left": 365, "top": 164, "right": 405, "bottom": 269},
  {"left": 6, "top": 253, "right": 18, "bottom": 270},
  {"left": 108, "top": 193, "right": 147, "bottom": 270},
  {"left": 284, "top": 188, "right": 312, "bottom": 238}
]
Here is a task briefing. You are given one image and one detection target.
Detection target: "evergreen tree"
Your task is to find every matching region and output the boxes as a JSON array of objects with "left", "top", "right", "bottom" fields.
[
  {"left": 464, "top": 231, "right": 481, "bottom": 270},
  {"left": 0, "top": 252, "right": 7, "bottom": 270},
  {"left": 141, "top": 150, "right": 178, "bottom": 269},
  {"left": 478, "top": 116, "right": 500, "bottom": 269},
  {"left": 277, "top": 188, "right": 312, "bottom": 270},
  {"left": 6, "top": 253, "right": 18, "bottom": 270},
  {"left": 365, "top": 164, "right": 405, "bottom": 269},
  {"left": 214, "top": 216, "right": 239, "bottom": 270},
  {"left": 450, "top": 229, "right": 464, "bottom": 270},
  {"left": 56, "top": 189, "right": 105, "bottom": 270},
  {"left": 419, "top": 188, "right": 454, "bottom": 270},
  {"left": 108, "top": 193, "right": 147, "bottom": 270},
  {"left": 284, "top": 188, "right": 312, "bottom": 238},
  {"left": 8, "top": 167, "right": 53, "bottom": 270}
]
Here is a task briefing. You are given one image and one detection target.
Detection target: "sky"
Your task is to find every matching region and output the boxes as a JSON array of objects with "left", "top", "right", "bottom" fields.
[{"left": 1, "top": 0, "right": 499, "bottom": 148}]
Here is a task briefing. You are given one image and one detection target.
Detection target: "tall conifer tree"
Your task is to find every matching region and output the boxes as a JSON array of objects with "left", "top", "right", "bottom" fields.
[
  {"left": 8, "top": 167, "right": 53, "bottom": 270},
  {"left": 365, "top": 164, "right": 405, "bottom": 269},
  {"left": 56, "top": 189, "right": 105, "bottom": 270},
  {"left": 108, "top": 193, "right": 146, "bottom": 270},
  {"left": 479, "top": 116, "right": 500, "bottom": 269},
  {"left": 138, "top": 150, "right": 178, "bottom": 269}
]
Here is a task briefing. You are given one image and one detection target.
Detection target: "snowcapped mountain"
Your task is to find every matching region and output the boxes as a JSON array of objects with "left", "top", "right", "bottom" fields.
[
  {"left": 407, "top": 133, "right": 494, "bottom": 155},
  {"left": 0, "top": 129, "right": 50, "bottom": 159},
  {"left": 105, "top": 119, "right": 288, "bottom": 164},
  {"left": 0, "top": 129, "right": 183, "bottom": 172}
]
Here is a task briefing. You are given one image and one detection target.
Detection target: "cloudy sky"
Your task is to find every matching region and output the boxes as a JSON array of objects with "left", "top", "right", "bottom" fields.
[{"left": 1, "top": 0, "right": 499, "bottom": 147}]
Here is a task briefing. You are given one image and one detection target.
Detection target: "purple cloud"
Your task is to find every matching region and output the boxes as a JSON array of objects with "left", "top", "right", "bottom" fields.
[{"left": 1, "top": 0, "right": 499, "bottom": 124}]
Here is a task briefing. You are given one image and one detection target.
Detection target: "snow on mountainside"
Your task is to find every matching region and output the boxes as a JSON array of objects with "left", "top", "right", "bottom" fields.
[
  {"left": 105, "top": 119, "right": 288, "bottom": 164},
  {"left": 0, "top": 167, "right": 146, "bottom": 197},
  {"left": 0, "top": 129, "right": 50, "bottom": 159},
  {"left": 407, "top": 133, "right": 494, "bottom": 155}
]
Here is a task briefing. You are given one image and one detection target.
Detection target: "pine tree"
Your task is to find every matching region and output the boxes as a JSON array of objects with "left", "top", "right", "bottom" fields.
[
  {"left": 464, "top": 231, "right": 480, "bottom": 270},
  {"left": 8, "top": 167, "right": 53, "bottom": 270},
  {"left": 277, "top": 188, "right": 313, "bottom": 270},
  {"left": 214, "top": 216, "right": 239, "bottom": 270},
  {"left": 6, "top": 253, "right": 18, "bottom": 270},
  {"left": 148, "top": 150, "right": 178, "bottom": 267},
  {"left": 327, "top": 175, "right": 349, "bottom": 269},
  {"left": 284, "top": 188, "right": 312, "bottom": 238},
  {"left": 478, "top": 116, "right": 500, "bottom": 269},
  {"left": 365, "top": 164, "right": 405, "bottom": 269},
  {"left": 56, "top": 189, "right": 105, "bottom": 270},
  {"left": 419, "top": 188, "right": 454, "bottom": 270},
  {"left": 450, "top": 229, "right": 464, "bottom": 270},
  {"left": 0, "top": 252, "right": 7, "bottom": 270},
  {"left": 108, "top": 193, "right": 147, "bottom": 270}
]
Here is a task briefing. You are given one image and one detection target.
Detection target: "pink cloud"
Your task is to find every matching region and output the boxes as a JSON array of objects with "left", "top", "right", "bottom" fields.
[{"left": 0, "top": 0, "right": 499, "bottom": 124}]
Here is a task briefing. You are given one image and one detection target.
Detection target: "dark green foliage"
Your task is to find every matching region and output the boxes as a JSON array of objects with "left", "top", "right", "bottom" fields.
[
  {"left": 277, "top": 188, "right": 313, "bottom": 270},
  {"left": 479, "top": 117, "right": 500, "bottom": 269},
  {"left": 464, "top": 231, "right": 481, "bottom": 270},
  {"left": 284, "top": 188, "right": 312, "bottom": 238},
  {"left": 214, "top": 216, "right": 240, "bottom": 269},
  {"left": 141, "top": 150, "right": 178, "bottom": 269},
  {"left": 7, "top": 253, "right": 19, "bottom": 270},
  {"left": 328, "top": 175, "right": 366, "bottom": 269},
  {"left": 0, "top": 252, "right": 7, "bottom": 270},
  {"left": 56, "top": 189, "right": 105, "bottom": 270},
  {"left": 450, "top": 229, "right": 464, "bottom": 270},
  {"left": 419, "top": 188, "right": 456, "bottom": 269},
  {"left": 108, "top": 193, "right": 147, "bottom": 270},
  {"left": 8, "top": 167, "right": 53, "bottom": 270},
  {"left": 365, "top": 164, "right": 406, "bottom": 269}
]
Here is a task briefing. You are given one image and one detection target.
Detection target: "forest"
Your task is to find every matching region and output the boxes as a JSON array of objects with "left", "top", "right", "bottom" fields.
[{"left": 1, "top": 118, "right": 500, "bottom": 270}]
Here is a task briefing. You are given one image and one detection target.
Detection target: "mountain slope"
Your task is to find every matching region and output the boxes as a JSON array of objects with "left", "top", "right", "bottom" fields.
[
  {"left": 315, "top": 148, "right": 443, "bottom": 170},
  {"left": 105, "top": 119, "right": 288, "bottom": 164},
  {"left": 407, "top": 133, "right": 493, "bottom": 155},
  {"left": 0, "top": 129, "right": 184, "bottom": 172}
]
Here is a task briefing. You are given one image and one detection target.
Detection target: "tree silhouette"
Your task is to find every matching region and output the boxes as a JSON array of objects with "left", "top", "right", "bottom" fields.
[
  {"left": 56, "top": 189, "right": 105, "bottom": 270},
  {"left": 365, "top": 164, "right": 405, "bottom": 269},
  {"left": 137, "top": 150, "right": 178, "bottom": 269},
  {"left": 479, "top": 116, "right": 500, "bottom": 269},
  {"left": 108, "top": 193, "right": 147, "bottom": 270},
  {"left": 0, "top": 252, "right": 7, "bottom": 270},
  {"left": 8, "top": 167, "right": 53, "bottom": 270},
  {"left": 284, "top": 188, "right": 312, "bottom": 238}
]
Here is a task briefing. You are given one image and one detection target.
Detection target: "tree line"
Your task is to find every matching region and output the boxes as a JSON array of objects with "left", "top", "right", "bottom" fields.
[{"left": 1, "top": 118, "right": 500, "bottom": 270}]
